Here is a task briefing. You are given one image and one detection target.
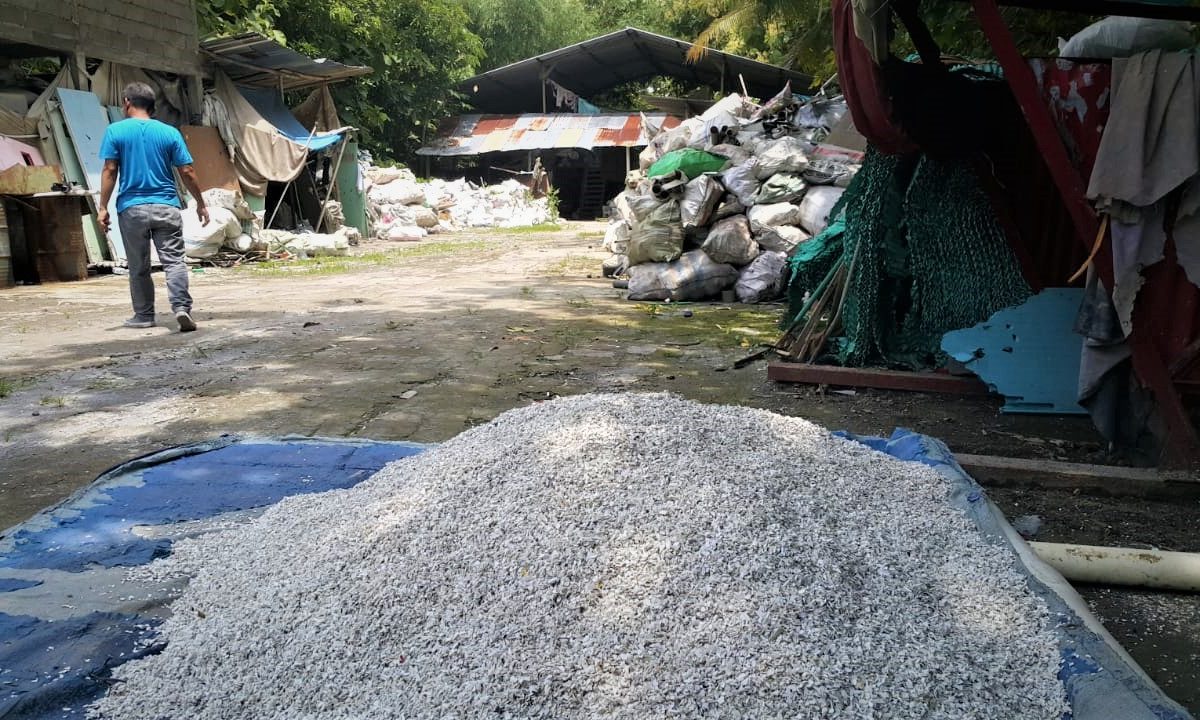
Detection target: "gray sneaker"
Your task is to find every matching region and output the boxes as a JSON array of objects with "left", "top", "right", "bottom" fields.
[
  {"left": 123, "top": 317, "right": 155, "bottom": 329},
  {"left": 175, "top": 310, "right": 197, "bottom": 332}
]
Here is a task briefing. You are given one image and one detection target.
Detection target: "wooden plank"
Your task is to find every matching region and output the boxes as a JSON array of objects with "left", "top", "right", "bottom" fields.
[
  {"left": 180, "top": 126, "right": 240, "bottom": 192},
  {"left": 957, "top": 453, "right": 1200, "bottom": 500},
  {"left": 0, "top": 165, "right": 62, "bottom": 195},
  {"left": 56, "top": 88, "right": 125, "bottom": 262},
  {"left": 767, "top": 362, "right": 992, "bottom": 396}
]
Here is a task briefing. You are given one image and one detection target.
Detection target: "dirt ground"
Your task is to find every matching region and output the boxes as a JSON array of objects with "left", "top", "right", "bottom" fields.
[{"left": 1, "top": 222, "right": 1196, "bottom": 712}]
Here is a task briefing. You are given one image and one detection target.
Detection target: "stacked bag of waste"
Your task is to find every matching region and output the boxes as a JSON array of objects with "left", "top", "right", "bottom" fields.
[
  {"left": 182, "top": 188, "right": 265, "bottom": 259},
  {"left": 603, "top": 88, "right": 858, "bottom": 304},
  {"left": 366, "top": 166, "right": 554, "bottom": 242}
]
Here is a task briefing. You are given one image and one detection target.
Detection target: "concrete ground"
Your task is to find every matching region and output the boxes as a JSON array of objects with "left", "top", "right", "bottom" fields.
[{"left": 0, "top": 222, "right": 1196, "bottom": 713}]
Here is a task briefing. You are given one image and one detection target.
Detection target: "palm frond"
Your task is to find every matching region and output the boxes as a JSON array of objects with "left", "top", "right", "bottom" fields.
[{"left": 686, "top": 4, "right": 756, "bottom": 63}]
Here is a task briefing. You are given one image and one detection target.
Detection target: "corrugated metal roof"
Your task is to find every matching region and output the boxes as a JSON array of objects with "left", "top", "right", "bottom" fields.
[
  {"left": 416, "top": 113, "right": 680, "bottom": 157},
  {"left": 202, "top": 34, "right": 372, "bottom": 91},
  {"left": 461, "top": 27, "right": 813, "bottom": 114}
]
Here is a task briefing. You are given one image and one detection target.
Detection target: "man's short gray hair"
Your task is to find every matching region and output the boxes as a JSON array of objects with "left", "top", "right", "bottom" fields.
[{"left": 123, "top": 82, "right": 156, "bottom": 113}]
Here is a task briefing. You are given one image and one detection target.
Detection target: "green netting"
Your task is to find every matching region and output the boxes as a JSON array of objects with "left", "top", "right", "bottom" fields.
[{"left": 785, "top": 148, "right": 1032, "bottom": 369}]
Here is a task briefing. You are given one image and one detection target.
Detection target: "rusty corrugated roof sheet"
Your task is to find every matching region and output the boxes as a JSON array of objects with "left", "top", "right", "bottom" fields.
[{"left": 416, "top": 113, "right": 680, "bottom": 157}]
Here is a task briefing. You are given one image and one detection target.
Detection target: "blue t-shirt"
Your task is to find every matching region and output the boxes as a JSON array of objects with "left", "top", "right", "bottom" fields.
[{"left": 99, "top": 119, "right": 193, "bottom": 213}]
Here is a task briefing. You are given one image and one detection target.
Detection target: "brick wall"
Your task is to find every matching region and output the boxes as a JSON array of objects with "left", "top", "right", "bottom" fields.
[{"left": 0, "top": 0, "right": 200, "bottom": 75}]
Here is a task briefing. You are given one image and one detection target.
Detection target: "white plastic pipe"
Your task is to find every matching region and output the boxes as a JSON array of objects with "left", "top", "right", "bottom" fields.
[{"left": 1029, "top": 542, "right": 1200, "bottom": 592}]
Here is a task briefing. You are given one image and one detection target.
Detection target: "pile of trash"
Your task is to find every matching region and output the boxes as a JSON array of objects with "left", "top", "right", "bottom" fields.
[
  {"left": 181, "top": 188, "right": 263, "bottom": 259},
  {"left": 603, "top": 86, "right": 861, "bottom": 304},
  {"left": 182, "top": 188, "right": 361, "bottom": 261},
  {"left": 367, "top": 166, "right": 555, "bottom": 242}
]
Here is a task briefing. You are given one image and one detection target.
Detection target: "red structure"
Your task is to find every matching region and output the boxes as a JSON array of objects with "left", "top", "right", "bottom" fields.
[
  {"left": 969, "top": 0, "right": 1200, "bottom": 466},
  {"left": 821, "top": 0, "right": 1200, "bottom": 465}
]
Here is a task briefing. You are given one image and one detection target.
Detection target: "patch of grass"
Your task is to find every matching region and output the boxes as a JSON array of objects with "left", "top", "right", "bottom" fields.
[
  {"left": 566, "top": 296, "right": 593, "bottom": 308},
  {"left": 84, "top": 378, "right": 121, "bottom": 391},
  {"left": 0, "top": 377, "right": 34, "bottom": 399},
  {"left": 541, "top": 255, "right": 598, "bottom": 277},
  {"left": 576, "top": 230, "right": 606, "bottom": 239},
  {"left": 492, "top": 223, "right": 561, "bottom": 235},
  {"left": 519, "top": 286, "right": 536, "bottom": 298},
  {"left": 618, "top": 304, "right": 785, "bottom": 349},
  {"left": 39, "top": 395, "right": 66, "bottom": 408},
  {"left": 239, "top": 240, "right": 492, "bottom": 278}
]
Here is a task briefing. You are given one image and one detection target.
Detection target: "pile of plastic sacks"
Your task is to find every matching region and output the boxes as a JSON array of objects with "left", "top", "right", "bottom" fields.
[
  {"left": 603, "top": 87, "right": 860, "bottom": 304},
  {"left": 367, "top": 166, "right": 554, "bottom": 242},
  {"left": 181, "top": 188, "right": 361, "bottom": 261}
]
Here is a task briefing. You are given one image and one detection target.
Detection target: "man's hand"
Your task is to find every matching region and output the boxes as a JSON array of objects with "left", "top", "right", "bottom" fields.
[
  {"left": 196, "top": 203, "right": 210, "bottom": 226},
  {"left": 98, "top": 207, "right": 111, "bottom": 232}
]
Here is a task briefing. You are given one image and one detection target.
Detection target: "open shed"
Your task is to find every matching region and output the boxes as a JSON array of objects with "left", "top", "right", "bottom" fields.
[{"left": 421, "top": 28, "right": 812, "bottom": 219}]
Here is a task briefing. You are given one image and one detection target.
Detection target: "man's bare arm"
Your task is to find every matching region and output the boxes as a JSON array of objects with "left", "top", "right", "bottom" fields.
[
  {"left": 178, "top": 164, "right": 210, "bottom": 225},
  {"left": 98, "top": 159, "right": 119, "bottom": 231}
]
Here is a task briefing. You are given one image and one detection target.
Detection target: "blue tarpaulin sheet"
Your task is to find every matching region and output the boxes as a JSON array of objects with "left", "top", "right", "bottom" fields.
[
  {"left": 0, "top": 437, "right": 425, "bottom": 719},
  {"left": 0, "top": 432, "right": 1191, "bottom": 719},
  {"left": 237, "top": 86, "right": 343, "bottom": 152}
]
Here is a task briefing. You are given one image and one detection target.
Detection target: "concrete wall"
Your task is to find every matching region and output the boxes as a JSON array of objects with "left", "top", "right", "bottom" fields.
[{"left": 0, "top": 0, "right": 200, "bottom": 76}]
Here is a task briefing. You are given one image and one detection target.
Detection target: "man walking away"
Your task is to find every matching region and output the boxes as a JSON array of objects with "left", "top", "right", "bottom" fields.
[{"left": 99, "top": 82, "right": 209, "bottom": 332}]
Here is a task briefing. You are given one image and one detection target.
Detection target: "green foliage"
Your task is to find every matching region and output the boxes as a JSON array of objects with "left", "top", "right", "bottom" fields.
[
  {"left": 466, "top": 0, "right": 598, "bottom": 70},
  {"left": 277, "top": 0, "right": 483, "bottom": 161},
  {"left": 198, "top": 0, "right": 482, "bottom": 161},
  {"left": 197, "top": 0, "right": 283, "bottom": 41},
  {"left": 544, "top": 185, "right": 560, "bottom": 220}
]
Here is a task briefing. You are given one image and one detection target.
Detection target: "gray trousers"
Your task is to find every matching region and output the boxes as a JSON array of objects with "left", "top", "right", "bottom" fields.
[{"left": 117, "top": 204, "right": 192, "bottom": 319}]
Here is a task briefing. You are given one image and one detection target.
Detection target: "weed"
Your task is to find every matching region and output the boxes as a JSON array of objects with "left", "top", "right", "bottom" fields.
[
  {"left": 239, "top": 241, "right": 492, "bottom": 278},
  {"left": 84, "top": 378, "right": 120, "bottom": 391},
  {"left": 541, "top": 255, "right": 597, "bottom": 277},
  {"left": 39, "top": 395, "right": 66, "bottom": 408},
  {"left": 464, "top": 305, "right": 480, "bottom": 316},
  {"left": 0, "top": 378, "right": 14, "bottom": 398},
  {"left": 492, "top": 224, "right": 561, "bottom": 235},
  {"left": 635, "top": 303, "right": 663, "bottom": 317},
  {"left": 519, "top": 286, "right": 536, "bottom": 298},
  {"left": 566, "top": 296, "right": 593, "bottom": 308}
]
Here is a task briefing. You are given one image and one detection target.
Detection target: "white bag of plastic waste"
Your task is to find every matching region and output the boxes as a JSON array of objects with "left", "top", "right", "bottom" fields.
[{"left": 736, "top": 250, "right": 788, "bottom": 303}]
